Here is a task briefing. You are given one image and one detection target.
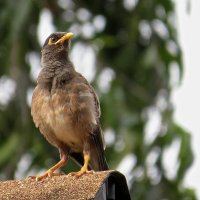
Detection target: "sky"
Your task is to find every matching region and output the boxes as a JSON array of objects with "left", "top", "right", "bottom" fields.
[{"left": 174, "top": 0, "right": 200, "bottom": 197}]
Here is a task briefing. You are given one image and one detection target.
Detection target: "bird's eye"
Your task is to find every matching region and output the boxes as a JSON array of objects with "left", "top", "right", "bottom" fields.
[
  {"left": 51, "top": 37, "right": 57, "bottom": 43},
  {"left": 48, "top": 37, "right": 57, "bottom": 45}
]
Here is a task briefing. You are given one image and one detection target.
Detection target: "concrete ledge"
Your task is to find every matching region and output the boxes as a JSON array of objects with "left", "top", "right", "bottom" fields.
[{"left": 0, "top": 170, "right": 131, "bottom": 200}]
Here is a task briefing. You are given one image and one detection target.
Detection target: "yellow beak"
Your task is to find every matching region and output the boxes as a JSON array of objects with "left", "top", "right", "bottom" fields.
[{"left": 55, "top": 32, "right": 74, "bottom": 45}]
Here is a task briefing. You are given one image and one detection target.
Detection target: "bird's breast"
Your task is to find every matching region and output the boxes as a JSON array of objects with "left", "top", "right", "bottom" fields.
[
  {"left": 50, "top": 90, "right": 96, "bottom": 150},
  {"left": 32, "top": 84, "right": 97, "bottom": 151}
]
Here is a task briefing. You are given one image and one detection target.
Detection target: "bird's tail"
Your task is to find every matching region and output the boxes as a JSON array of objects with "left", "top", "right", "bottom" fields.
[
  {"left": 90, "top": 148, "right": 109, "bottom": 171},
  {"left": 70, "top": 125, "right": 109, "bottom": 171},
  {"left": 90, "top": 126, "right": 109, "bottom": 171}
]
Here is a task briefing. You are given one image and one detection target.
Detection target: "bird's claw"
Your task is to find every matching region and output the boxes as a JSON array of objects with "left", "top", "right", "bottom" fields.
[
  {"left": 69, "top": 167, "right": 94, "bottom": 177},
  {"left": 27, "top": 171, "right": 64, "bottom": 181}
]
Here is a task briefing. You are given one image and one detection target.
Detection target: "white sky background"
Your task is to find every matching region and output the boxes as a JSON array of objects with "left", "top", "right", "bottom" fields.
[{"left": 174, "top": 0, "right": 200, "bottom": 197}]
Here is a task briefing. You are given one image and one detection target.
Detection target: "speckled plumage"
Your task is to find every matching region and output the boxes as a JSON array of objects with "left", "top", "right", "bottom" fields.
[{"left": 31, "top": 32, "right": 108, "bottom": 176}]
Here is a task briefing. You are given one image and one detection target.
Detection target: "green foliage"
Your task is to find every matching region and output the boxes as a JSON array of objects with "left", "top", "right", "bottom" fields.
[{"left": 0, "top": 0, "right": 196, "bottom": 199}]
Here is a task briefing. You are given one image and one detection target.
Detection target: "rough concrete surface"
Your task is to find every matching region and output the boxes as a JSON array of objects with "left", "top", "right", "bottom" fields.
[{"left": 0, "top": 171, "right": 111, "bottom": 200}]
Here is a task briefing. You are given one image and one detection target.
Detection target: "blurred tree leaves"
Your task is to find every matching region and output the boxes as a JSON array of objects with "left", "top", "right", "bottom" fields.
[{"left": 0, "top": 0, "right": 196, "bottom": 199}]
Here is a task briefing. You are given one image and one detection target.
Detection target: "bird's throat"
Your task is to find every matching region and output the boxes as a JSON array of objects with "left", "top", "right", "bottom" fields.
[{"left": 38, "top": 59, "right": 74, "bottom": 85}]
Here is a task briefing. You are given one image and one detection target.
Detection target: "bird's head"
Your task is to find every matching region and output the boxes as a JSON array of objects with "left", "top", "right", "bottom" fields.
[{"left": 41, "top": 32, "right": 74, "bottom": 64}]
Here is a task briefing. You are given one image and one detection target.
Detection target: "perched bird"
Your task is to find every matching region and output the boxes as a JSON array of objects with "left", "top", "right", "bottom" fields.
[{"left": 31, "top": 32, "right": 108, "bottom": 181}]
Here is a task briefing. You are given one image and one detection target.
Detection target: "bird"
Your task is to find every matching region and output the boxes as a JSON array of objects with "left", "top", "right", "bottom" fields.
[{"left": 30, "top": 32, "right": 109, "bottom": 181}]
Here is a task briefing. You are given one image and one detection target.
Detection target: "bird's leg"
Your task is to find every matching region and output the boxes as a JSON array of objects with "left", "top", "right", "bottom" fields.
[
  {"left": 70, "top": 143, "right": 94, "bottom": 177},
  {"left": 29, "top": 152, "right": 68, "bottom": 181}
]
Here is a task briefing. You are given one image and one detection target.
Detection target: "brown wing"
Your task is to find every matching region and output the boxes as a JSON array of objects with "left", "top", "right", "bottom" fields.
[{"left": 75, "top": 73, "right": 108, "bottom": 170}]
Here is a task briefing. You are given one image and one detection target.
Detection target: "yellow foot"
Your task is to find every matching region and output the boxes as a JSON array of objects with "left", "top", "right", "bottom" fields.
[
  {"left": 69, "top": 168, "right": 94, "bottom": 177},
  {"left": 28, "top": 171, "right": 64, "bottom": 181}
]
